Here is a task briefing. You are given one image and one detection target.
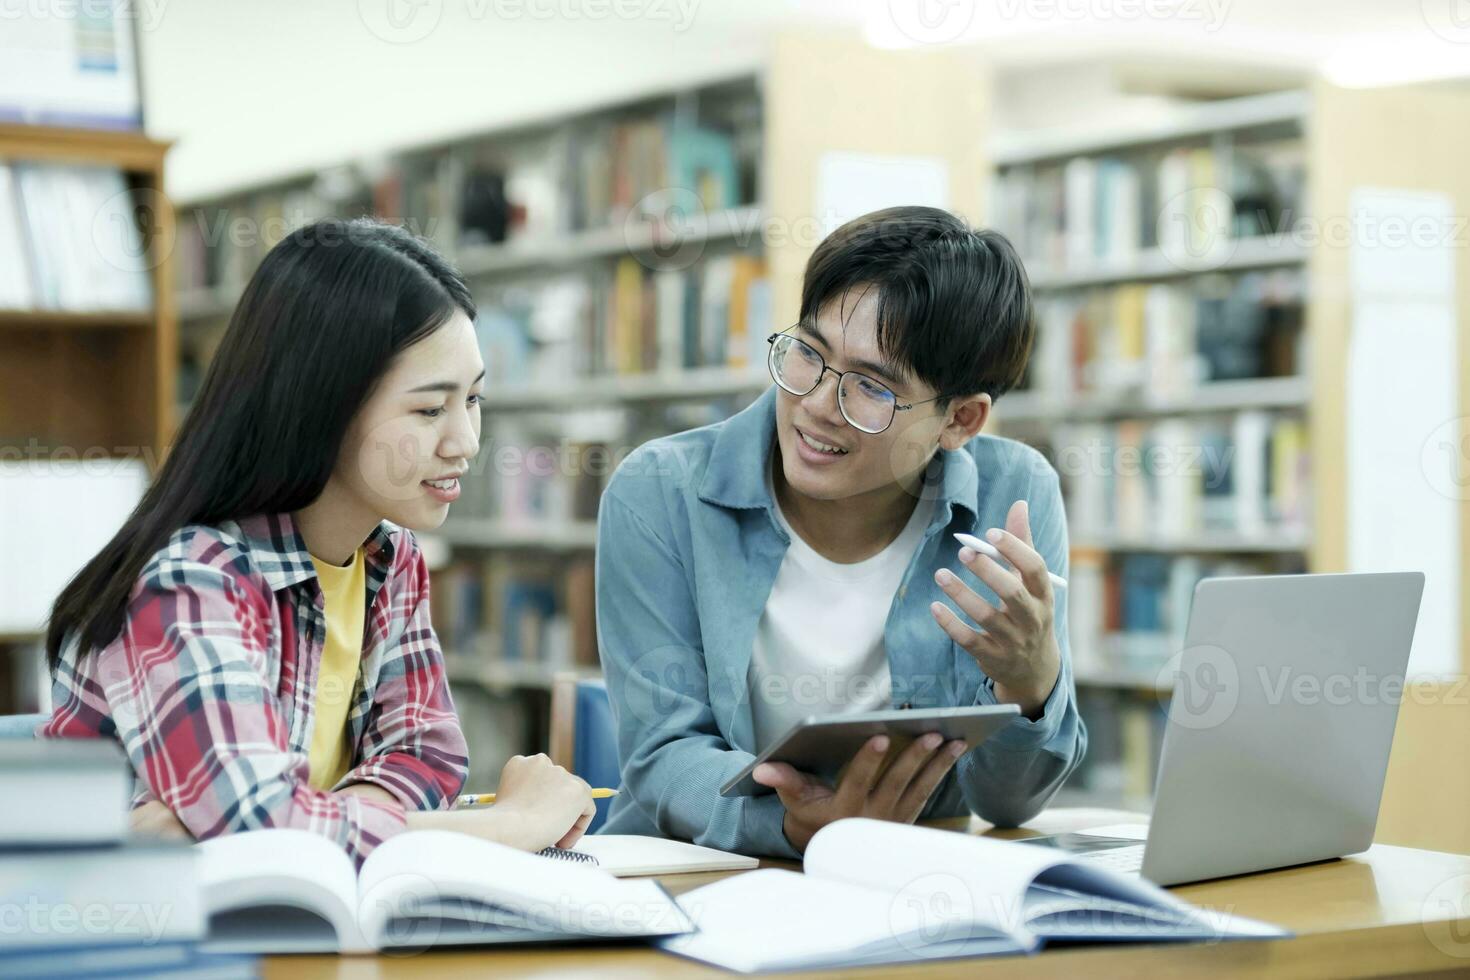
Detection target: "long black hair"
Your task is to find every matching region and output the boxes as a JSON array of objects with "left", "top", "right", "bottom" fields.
[{"left": 46, "top": 217, "right": 477, "bottom": 666}]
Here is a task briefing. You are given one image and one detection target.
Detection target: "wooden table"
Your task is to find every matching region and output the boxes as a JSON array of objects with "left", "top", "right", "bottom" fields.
[{"left": 264, "top": 809, "right": 1470, "bottom": 978}]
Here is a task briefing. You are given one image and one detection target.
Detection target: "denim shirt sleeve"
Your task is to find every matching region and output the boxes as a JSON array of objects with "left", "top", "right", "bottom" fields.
[
  {"left": 929, "top": 462, "right": 1088, "bottom": 827},
  {"left": 596, "top": 488, "right": 800, "bottom": 859}
]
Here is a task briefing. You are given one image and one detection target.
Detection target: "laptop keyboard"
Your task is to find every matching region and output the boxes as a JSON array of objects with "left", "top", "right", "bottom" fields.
[{"left": 1077, "top": 843, "right": 1145, "bottom": 874}]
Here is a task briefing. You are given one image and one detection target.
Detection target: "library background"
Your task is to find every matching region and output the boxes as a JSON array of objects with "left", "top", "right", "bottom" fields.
[{"left": 2, "top": 3, "right": 1469, "bottom": 853}]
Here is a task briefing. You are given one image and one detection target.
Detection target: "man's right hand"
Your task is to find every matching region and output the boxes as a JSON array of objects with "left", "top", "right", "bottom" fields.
[{"left": 751, "top": 733, "right": 967, "bottom": 852}]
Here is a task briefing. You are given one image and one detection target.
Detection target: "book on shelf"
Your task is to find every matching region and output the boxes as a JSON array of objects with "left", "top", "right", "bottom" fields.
[
  {"left": 1068, "top": 690, "right": 1164, "bottom": 808},
  {"left": 1067, "top": 552, "right": 1280, "bottom": 680},
  {"left": 174, "top": 84, "right": 760, "bottom": 304},
  {"left": 475, "top": 252, "right": 768, "bottom": 387},
  {"left": 1022, "top": 267, "right": 1304, "bottom": 401},
  {"left": 430, "top": 555, "right": 597, "bottom": 670},
  {"left": 993, "top": 133, "right": 1305, "bottom": 274},
  {"left": 0, "top": 162, "right": 153, "bottom": 312},
  {"left": 1047, "top": 409, "right": 1310, "bottom": 544}
]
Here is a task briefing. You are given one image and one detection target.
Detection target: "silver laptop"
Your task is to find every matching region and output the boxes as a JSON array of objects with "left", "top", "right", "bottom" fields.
[{"left": 1027, "top": 571, "right": 1425, "bottom": 885}]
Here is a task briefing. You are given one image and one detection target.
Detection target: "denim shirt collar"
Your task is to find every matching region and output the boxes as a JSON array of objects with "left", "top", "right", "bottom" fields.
[{"left": 696, "top": 385, "right": 981, "bottom": 529}]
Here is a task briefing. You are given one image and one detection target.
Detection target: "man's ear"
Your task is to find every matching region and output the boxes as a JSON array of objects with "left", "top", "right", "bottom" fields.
[{"left": 938, "top": 393, "right": 992, "bottom": 451}]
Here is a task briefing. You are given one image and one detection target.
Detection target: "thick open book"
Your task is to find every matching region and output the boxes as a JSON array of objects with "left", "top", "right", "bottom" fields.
[
  {"left": 663, "top": 819, "right": 1287, "bottom": 972},
  {"left": 198, "top": 829, "right": 693, "bottom": 954}
]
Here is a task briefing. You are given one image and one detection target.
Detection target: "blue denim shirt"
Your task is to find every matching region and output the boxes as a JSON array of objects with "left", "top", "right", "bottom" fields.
[{"left": 595, "top": 386, "right": 1086, "bottom": 857}]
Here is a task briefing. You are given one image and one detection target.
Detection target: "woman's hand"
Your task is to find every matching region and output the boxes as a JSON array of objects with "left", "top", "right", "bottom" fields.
[
  {"left": 129, "top": 800, "right": 193, "bottom": 841},
  {"left": 406, "top": 753, "right": 595, "bottom": 852},
  {"left": 490, "top": 753, "right": 597, "bottom": 849}
]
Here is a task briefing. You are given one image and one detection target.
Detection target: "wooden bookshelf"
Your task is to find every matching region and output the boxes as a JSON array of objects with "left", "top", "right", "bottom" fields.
[
  {"left": 167, "top": 31, "right": 990, "bottom": 758},
  {"left": 987, "top": 80, "right": 1470, "bottom": 854},
  {"left": 0, "top": 125, "right": 175, "bottom": 713},
  {"left": 0, "top": 124, "right": 177, "bottom": 459}
]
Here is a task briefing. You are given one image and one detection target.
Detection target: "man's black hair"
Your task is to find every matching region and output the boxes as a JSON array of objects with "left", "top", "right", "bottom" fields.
[{"left": 799, "top": 205, "right": 1034, "bottom": 407}]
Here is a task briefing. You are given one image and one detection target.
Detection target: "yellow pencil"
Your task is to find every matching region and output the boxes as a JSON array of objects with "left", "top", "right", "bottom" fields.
[{"left": 456, "top": 789, "right": 618, "bottom": 807}]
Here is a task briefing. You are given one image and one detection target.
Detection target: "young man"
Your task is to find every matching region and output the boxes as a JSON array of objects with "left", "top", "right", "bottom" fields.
[{"left": 595, "top": 206, "right": 1085, "bottom": 857}]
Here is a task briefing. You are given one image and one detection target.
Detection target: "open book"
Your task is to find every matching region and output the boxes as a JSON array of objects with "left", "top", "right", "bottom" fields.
[
  {"left": 662, "top": 819, "right": 1287, "bottom": 972},
  {"left": 197, "top": 829, "right": 693, "bottom": 954}
]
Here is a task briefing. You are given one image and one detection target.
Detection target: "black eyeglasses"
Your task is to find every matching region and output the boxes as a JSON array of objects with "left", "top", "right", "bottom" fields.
[{"left": 765, "top": 329, "right": 941, "bottom": 434}]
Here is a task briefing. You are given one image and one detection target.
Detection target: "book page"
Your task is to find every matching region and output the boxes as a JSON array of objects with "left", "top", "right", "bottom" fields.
[
  {"left": 196, "top": 829, "right": 366, "bottom": 952},
  {"left": 662, "top": 868, "right": 1018, "bottom": 973},
  {"left": 803, "top": 820, "right": 1197, "bottom": 942},
  {"left": 355, "top": 830, "right": 692, "bottom": 949}
]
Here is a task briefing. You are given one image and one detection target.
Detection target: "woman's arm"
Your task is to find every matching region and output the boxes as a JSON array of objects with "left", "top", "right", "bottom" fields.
[{"left": 100, "top": 558, "right": 406, "bottom": 864}]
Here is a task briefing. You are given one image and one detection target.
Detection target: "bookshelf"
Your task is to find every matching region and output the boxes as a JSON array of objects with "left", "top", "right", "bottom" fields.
[
  {"left": 0, "top": 122, "right": 176, "bottom": 714},
  {"left": 987, "top": 81, "right": 1470, "bottom": 838},
  {"left": 167, "top": 31, "right": 989, "bottom": 767}
]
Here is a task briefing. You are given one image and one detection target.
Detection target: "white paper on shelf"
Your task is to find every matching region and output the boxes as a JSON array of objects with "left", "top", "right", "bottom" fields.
[
  {"left": 0, "top": 459, "right": 148, "bottom": 634},
  {"left": 0, "top": 8, "right": 142, "bottom": 127},
  {"left": 815, "top": 152, "right": 949, "bottom": 237},
  {"left": 1346, "top": 188, "right": 1459, "bottom": 679}
]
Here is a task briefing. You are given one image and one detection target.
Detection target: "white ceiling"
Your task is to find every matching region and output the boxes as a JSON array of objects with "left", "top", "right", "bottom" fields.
[{"left": 139, "top": 0, "right": 1469, "bottom": 200}]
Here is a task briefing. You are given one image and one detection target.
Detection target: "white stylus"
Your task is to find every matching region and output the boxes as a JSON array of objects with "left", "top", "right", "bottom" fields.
[{"left": 953, "top": 532, "right": 1068, "bottom": 590}]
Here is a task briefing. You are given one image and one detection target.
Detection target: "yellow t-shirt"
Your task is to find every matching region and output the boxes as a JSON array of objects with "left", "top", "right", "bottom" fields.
[{"left": 307, "top": 548, "right": 367, "bottom": 790}]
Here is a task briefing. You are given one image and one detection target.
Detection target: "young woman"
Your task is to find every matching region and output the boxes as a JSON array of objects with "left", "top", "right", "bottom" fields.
[{"left": 42, "top": 218, "right": 593, "bottom": 863}]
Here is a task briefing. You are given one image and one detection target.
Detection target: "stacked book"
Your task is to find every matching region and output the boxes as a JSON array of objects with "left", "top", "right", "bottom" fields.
[{"left": 0, "top": 737, "right": 255, "bottom": 978}]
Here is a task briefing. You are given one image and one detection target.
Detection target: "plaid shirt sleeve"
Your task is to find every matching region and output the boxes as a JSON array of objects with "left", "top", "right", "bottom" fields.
[
  {"left": 44, "top": 523, "right": 465, "bottom": 866},
  {"left": 334, "top": 535, "right": 468, "bottom": 810}
]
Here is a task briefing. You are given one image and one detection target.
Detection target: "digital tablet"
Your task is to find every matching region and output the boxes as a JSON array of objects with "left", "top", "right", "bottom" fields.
[{"left": 719, "top": 704, "right": 1022, "bottom": 797}]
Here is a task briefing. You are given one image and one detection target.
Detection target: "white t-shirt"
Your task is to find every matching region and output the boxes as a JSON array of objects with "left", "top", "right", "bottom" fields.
[{"left": 748, "top": 468, "right": 937, "bottom": 753}]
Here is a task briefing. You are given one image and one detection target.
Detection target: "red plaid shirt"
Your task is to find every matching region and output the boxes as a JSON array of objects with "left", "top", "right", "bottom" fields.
[{"left": 43, "top": 513, "right": 468, "bottom": 864}]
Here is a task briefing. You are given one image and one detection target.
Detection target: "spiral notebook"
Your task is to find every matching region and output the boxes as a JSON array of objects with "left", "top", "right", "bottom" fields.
[{"left": 538, "top": 836, "right": 759, "bottom": 877}]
